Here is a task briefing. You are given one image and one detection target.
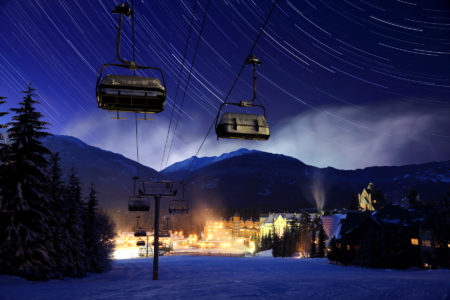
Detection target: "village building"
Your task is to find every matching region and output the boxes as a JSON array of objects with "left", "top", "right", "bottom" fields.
[
  {"left": 259, "top": 213, "right": 302, "bottom": 238},
  {"left": 358, "top": 182, "right": 376, "bottom": 211},
  {"left": 358, "top": 182, "right": 385, "bottom": 211},
  {"left": 204, "top": 215, "right": 260, "bottom": 241},
  {"left": 328, "top": 203, "right": 450, "bottom": 269}
]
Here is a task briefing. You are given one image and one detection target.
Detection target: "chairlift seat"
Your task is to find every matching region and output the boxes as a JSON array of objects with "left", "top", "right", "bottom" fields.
[
  {"left": 128, "top": 197, "right": 150, "bottom": 212},
  {"left": 136, "top": 240, "right": 145, "bottom": 246},
  {"left": 159, "top": 231, "right": 170, "bottom": 238},
  {"left": 169, "top": 200, "right": 189, "bottom": 215},
  {"left": 134, "top": 229, "right": 147, "bottom": 237},
  {"left": 97, "top": 75, "right": 166, "bottom": 113},
  {"left": 216, "top": 112, "right": 270, "bottom": 140}
]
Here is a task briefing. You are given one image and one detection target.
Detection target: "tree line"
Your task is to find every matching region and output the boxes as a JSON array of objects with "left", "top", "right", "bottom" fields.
[
  {"left": 0, "top": 86, "right": 115, "bottom": 280},
  {"left": 257, "top": 213, "right": 327, "bottom": 258}
]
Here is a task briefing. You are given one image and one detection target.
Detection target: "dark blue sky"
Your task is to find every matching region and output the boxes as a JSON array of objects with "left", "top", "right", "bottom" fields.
[{"left": 0, "top": 0, "right": 449, "bottom": 170}]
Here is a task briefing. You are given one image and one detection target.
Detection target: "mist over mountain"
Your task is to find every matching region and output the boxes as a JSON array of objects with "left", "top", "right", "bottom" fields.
[{"left": 43, "top": 135, "right": 450, "bottom": 215}]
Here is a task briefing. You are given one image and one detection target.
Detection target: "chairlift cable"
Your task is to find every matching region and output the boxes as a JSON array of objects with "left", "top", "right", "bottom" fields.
[
  {"left": 135, "top": 112, "right": 140, "bottom": 178},
  {"left": 131, "top": 0, "right": 141, "bottom": 178},
  {"left": 164, "top": 0, "right": 211, "bottom": 169},
  {"left": 160, "top": 0, "right": 199, "bottom": 171},
  {"left": 132, "top": 0, "right": 136, "bottom": 65},
  {"left": 180, "top": 0, "right": 278, "bottom": 182}
]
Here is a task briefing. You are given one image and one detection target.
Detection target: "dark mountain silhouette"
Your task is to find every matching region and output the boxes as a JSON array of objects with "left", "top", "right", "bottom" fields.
[
  {"left": 42, "top": 135, "right": 158, "bottom": 209},
  {"left": 162, "top": 151, "right": 450, "bottom": 214},
  {"left": 43, "top": 135, "right": 449, "bottom": 216}
]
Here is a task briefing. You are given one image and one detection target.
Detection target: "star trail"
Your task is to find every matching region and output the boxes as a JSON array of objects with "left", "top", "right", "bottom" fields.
[{"left": 0, "top": 0, "right": 449, "bottom": 169}]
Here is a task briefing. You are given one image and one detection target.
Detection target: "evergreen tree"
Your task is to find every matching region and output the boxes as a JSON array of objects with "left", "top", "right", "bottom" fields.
[
  {"left": 0, "top": 94, "right": 8, "bottom": 142},
  {"left": 327, "top": 237, "right": 339, "bottom": 262},
  {"left": 281, "top": 218, "right": 300, "bottom": 257},
  {"left": 310, "top": 218, "right": 318, "bottom": 258},
  {"left": 84, "top": 182, "right": 103, "bottom": 272},
  {"left": 259, "top": 233, "right": 273, "bottom": 252},
  {"left": 317, "top": 221, "right": 326, "bottom": 258},
  {"left": 407, "top": 187, "right": 420, "bottom": 207},
  {"left": 0, "top": 85, "right": 55, "bottom": 280},
  {"left": 299, "top": 212, "right": 311, "bottom": 256},
  {"left": 48, "top": 152, "right": 69, "bottom": 277},
  {"left": 94, "top": 210, "right": 116, "bottom": 272},
  {"left": 371, "top": 185, "right": 386, "bottom": 210},
  {"left": 64, "top": 167, "right": 87, "bottom": 277},
  {"left": 349, "top": 193, "right": 359, "bottom": 210},
  {"left": 272, "top": 233, "right": 281, "bottom": 257},
  {"left": 281, "top": 230, "right": 289, "bottom": 257},
  {"left": 310, "top": 227, "right": 316, "bottom": 258}
]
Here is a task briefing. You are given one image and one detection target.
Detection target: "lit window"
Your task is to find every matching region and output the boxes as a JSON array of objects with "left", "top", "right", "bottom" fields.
[
  {"left": 422, "top": 240, "right": 431, "bottom": 247},
  {"left": 410, "top": 238, "right": 419, "bottom": 246}
]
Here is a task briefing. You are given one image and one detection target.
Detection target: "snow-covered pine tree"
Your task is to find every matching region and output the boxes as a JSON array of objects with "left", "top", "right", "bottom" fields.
[
  {"left": 48, "top": 152, "right": 70, "bottom": 277},
  {"left": 94, "top": 210, "right": 116, "bottom": 272},
  {"left": 272, "top": 233, "right": 281, "bottom": 257},
  {"left": 327, "top": 237, "right": 339, "bottom": 262},
  {"left": 64, "top": 167, "right": 87, "bottom": 277},
  {"left": 0, "top": 94, "right": 8, "bottom": 142},
  {"left": 310, "top": 220, "right": 317, "bottom": 258},
  {"left": 83, "top": 183, "right": 115, "bottom": 273},
  {"left": 84, "top": 182, "right": 100, "bottom": 272},
  {"left": 349, "top": 193, "right": 359, "bottom": 210},
  {"left": 0, "top": 85, "right": 55, "bottom": 280},
  {"left": 299, "top": 212, "right": 311, "bottom": 256},
  {"left": 0, "top": 95, "right": 9, "bottom": 162},
  {"left": 317, "top": 221, "right": 326, "bottom": 258}
]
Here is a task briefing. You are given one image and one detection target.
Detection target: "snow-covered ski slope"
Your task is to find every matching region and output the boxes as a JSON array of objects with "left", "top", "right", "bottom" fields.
[{"left": 1, "top": 256, "right": 449, "bottom": 299}]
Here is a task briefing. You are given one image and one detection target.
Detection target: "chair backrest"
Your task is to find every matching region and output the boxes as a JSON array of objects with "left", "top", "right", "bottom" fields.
[
  {"left": 217, "top": 112, "right": 270, "bottom": 140},
  {"left": 128, "top": 197, "right": 150, "bottom": 212}
]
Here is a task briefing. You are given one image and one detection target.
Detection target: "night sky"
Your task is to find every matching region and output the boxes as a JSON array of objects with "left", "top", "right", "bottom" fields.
[{"left": 0, "top": 0, "right": 449, "bottom": 170}]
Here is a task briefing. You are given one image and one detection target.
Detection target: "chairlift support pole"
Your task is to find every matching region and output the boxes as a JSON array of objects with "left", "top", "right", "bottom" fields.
[
  {"left": 134, "top": 180, "right": 178, "bottom": 280},
  {"left": 146, "top": 234, "right": 149, "bottom": 258},
  {"left": 244, "top": 54, "right": 261, "bottom": 105},
  {"left": 153, "top": 194, "right": 160, "bottom": 280},
  {"left": 112, "top": 2, "right": 136, "bottom": 68}
]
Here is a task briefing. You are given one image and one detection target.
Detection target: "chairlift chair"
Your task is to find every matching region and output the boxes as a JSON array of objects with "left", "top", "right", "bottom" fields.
[
  {"left": 169, "top": 182, "right": 188, "bottom": 214},
  {"left": 97, "top": 74, "right": 166, "bottom": 113},
  {"left": 134, "top": 179, "right": 178, "bottom": 197},
  {"left": 96, "top": 2, "right": 167, "bottom": 114},
  {"left": 159, "top": 230, "right": 170, "bottom": 238},
  {"left": 215, "top": 108, "right": 269, "bottom": 140},
  {"left": 128, "top": 196, "right": 150, "bottom": 212},
  {"left": 134, "top": 229, "right": 147, "bottom": 237},
  {"left": 215, "top": 55, "right": 270, "bottom": 141},
  {"left": 169, "top": 200, "right": 189, "bottom": 214}
]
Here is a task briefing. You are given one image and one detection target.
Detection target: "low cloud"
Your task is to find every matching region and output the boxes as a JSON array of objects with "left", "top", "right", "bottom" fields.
[
  {"left": 261, "top": 102, "right": 450, "bottom": 169},
  {"left": 60, "top": 102, "right": 450, "bottom": 171}
]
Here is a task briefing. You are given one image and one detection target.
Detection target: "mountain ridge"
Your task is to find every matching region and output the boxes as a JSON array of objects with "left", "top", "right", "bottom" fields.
[{"left": 42, "top": 135, "right": 450, "bottom": 214}]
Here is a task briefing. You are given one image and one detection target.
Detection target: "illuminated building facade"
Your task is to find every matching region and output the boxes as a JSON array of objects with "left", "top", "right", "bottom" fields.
[
  {"left": 259, "top": 213, "right": 301, "bottom": 238},
  {"left": 358, "top": 182, "right": 385, "bottom": 211},
  {"left": 204, "top": 216, "right": 260, "bottom": 241}
]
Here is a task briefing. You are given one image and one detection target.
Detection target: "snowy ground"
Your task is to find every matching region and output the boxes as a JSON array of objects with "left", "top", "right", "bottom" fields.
[{"left": 1, "top": 256, "right": 449, "bottom": 300}]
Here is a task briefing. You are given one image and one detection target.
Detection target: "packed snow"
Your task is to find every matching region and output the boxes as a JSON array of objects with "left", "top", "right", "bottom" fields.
[{"left": 1, "top": 256, "right": 449, "bottom": 299}]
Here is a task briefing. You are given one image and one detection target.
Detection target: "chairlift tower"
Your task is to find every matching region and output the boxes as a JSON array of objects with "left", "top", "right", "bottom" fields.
[{"left": 132, "top": 179, "right": 179, "bottom": 280}]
